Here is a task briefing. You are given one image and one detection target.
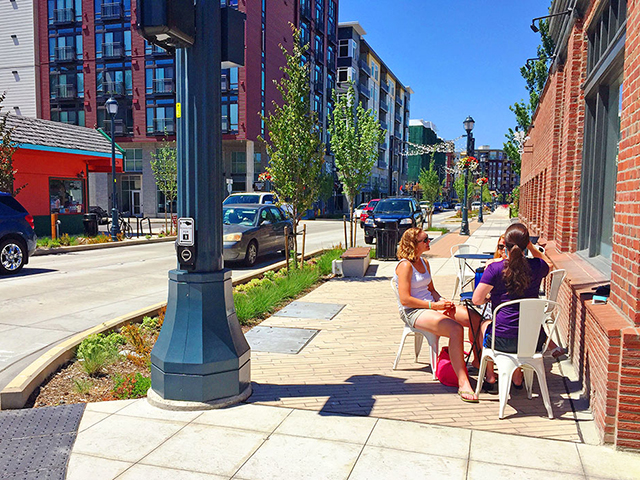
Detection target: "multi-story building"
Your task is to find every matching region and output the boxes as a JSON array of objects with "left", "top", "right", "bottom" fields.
[
  {"left": 474, "top": 146, "right": 519, "bottom": 201},
  {"left": 14, "top": 0, "right": 337, "bottom": 218},
  {"left": 0, "top": 0, "right": 39, "bottom": 118},
  {"left": 337, "top": 22, "right": 412, "bottom": 202},
  {"left": 407, "top": 119, "right": 446, "bottom": 185}
]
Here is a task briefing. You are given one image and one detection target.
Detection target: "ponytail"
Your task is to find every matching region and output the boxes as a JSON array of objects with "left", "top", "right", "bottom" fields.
[{"left": 502, "top": 223, "right": 532, "bottom": 297}]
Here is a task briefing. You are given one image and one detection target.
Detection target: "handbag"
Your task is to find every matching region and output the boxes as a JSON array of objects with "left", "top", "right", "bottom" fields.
[{"left": 435, "top": 346, "right": 466, "bottom": 387}]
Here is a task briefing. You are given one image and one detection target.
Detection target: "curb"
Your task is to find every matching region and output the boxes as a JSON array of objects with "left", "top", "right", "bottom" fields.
[
  {"left": 0, "top": 248, "right": 327, "bottom": 410},
  {"left": 32, "top": 236, "right": 178, "bottom": 256}
]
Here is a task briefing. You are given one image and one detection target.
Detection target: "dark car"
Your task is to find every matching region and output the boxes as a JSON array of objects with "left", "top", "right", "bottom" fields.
[
  {"left": 222, "top": 204, "right": 293, "bottom": 266},
  {"left": 0, "top": 192, "right": 37, "bottom": 274},
  {"left": 363, "top": 197, "right": 424, "bottom": 244},
  {"left": 432, "top": 202, "right": 443, "bottom": 212}
]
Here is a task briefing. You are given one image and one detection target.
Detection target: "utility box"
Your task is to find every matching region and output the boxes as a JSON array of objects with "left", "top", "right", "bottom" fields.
[{"left": 137, "top": 0, "right": 195, "bottom": 49}]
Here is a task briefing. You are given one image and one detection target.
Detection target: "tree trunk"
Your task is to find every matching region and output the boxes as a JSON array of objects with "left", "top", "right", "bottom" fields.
[
  {"left": 349, "top": 200, "right": 355, "bottom": 247},
  {"left": 291, "top": 214, "right": 298, "bottom": 269},
  {"left": 428, "top": 209, "right": 433, "bottom": 230}
]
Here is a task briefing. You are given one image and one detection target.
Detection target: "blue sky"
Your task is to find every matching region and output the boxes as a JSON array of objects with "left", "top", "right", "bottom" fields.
[{"left": 338, "top": 1, "right": 550, "bottom": 150}]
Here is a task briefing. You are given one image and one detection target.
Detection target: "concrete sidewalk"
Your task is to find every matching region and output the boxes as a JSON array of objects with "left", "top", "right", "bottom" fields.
[{"left": 59, "top": 208, "right": 640, "bottom": 478}]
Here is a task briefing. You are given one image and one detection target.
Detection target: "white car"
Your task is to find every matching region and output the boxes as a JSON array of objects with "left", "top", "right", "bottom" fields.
[
  {"left": 224, "top": 192, "right": 293, "bottom": 216},
  {"left": 353, "top": 202, "right": 368, "bottom": 220},
  {"left": 471, "top": 202, "right": 482, "bottom": 210}
]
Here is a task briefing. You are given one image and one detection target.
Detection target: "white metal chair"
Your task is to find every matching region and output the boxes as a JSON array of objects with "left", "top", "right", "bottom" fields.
[
  {"left": 475, "top": 298, "right": 560, "bottom": 419},
  {"left": 543, "top": 269, "right": 567, "bottom": 351},
  {"left": 390, "top": 278, "right": 440, "bottom": 378},
  {"left": 450, "top": 244, "right": 479, "bottom": 300}
]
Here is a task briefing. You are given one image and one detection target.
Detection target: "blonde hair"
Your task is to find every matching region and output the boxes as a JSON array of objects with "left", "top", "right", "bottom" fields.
[
  {"left": 494, "top": 234, "right": 506, "bottom": 259},
  {"left": 397, "top": 227, "right": 424, "bottom": 261}
]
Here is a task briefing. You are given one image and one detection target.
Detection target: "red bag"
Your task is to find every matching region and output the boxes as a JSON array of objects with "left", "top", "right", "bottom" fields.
[{"left": 435, "top": 346, "right": 465, "bottom": 387}]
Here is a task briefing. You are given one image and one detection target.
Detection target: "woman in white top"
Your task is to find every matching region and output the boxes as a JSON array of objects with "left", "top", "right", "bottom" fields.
[{"left": 394, "top": 227, "right": 480, "bottom": 403}]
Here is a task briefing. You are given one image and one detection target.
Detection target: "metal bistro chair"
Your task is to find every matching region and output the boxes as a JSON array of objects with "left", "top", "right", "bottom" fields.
[
  {"left": 475, "top": 298, "right": 560, "bottom": 419},
  {"left": 450, "top": 244, "right": 479, "bottom": 300},
  {"left": 390, "top": 278, "right": 440, "bottom": 378},
  {"left": 543, "top": 269, "right": 567, "bottom": 352}
]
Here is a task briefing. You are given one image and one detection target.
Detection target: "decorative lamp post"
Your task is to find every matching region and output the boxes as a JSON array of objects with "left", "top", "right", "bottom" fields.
[
  {"left": 460, "top": 115, "right": 475, "bottom": 235},
  {"left": 105, "top": 97, "right": 120, "bottom": 241},
  {"left": 477, "top": 153, "right": 487, "bottom": 223}
]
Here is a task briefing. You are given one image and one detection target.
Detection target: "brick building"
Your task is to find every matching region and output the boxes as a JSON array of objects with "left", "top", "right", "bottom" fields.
[
  {"left": 475, "top": 146, "right": 519, "bottom": 202},
  {"left": 519, "top": 0, "right": 640, "bottom": 450}
]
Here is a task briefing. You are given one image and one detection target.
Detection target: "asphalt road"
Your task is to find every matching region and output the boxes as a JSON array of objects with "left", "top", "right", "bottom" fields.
[{"left": 0, "top": 219, "right": 351, "bottom": 392}]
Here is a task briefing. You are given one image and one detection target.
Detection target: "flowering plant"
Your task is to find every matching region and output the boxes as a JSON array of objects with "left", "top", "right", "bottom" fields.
[
  {"left": 476, "top": 177, "right": 488, "bottom": 186},
  {"left": 257, "top": 172, "right": 272, "bottom": 182},
  {"left": 457, "top": 156, "right": 478, "bottom": 171}
]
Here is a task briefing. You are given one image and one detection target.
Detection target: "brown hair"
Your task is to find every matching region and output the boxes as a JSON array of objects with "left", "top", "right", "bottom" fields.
[
  {"left": 494, "top": 234, "right": 506, "bottom": 259},
  {"left": 397, "top": 227, "right": 424, "bottom": 261},
  {"left": 503, "top": 223, "right": 531, "bottom": 296}
]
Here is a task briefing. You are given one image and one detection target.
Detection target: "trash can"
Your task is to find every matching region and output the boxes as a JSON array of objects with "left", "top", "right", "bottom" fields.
[
  {"left": 375, "top": 221, "right": 399, "bottom": 260},
  {"left": 83, "top": 213, "right": 98, "bottom": 236}
]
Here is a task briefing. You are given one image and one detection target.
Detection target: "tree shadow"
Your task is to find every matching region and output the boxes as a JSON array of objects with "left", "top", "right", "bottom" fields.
[{"left": 1, "top": 268, "right": 58, "bottom": 279}]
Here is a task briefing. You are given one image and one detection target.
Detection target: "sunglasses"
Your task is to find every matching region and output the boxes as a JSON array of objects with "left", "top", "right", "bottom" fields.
[
  {"left": 421, "top": 237, "right": 431, "bottom": 244},
  {"left": 497, "top": 244, "right": 506, "bottom": 250}
]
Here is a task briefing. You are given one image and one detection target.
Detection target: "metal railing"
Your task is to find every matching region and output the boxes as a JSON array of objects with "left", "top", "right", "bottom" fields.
[
  {"left": 379, "top": 120, "right": 387, "bottom": 131},
  {"left": 101, "top": 2, "right": 122, "bottom": 19},
  {"left": 395, "top": 112, "right": 402, "bottom": 123},
  {"left": 53, "top": 8, "right": 74, "bottom": 24},
  {"left": 380, "top": 81, "right": 389, "bottom": 94},
  {"left": 380, "top": 99, "right": 388, "bottom": 112},
  {"left": 103, "top": 119, "right": 125, "bottom": 135},
  {"left": 153, "top": 78, "right": 174, "bottom": 94},
  {"left": 102, "top": 42, "right": 124, "bottom": 58},
  {"left": 55, "top": 84, "right": 76, "bottom": 99},
  {"left": 359, "top": 83, "right": 370, "bottom": 98},
  {"left": 154, "top": 118, "right": 175, "bottom": 133},
  {"left": 358, "top": 59, "right": 371, "bottom": 76},
  {"left": 102, "top": 81, "right": 125, "bottom": 96},
  {"left": 54, "top": 46, "right": 76, "bottom": 62}
]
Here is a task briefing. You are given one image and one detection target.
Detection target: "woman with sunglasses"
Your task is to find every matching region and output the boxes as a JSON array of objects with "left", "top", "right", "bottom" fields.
[
  {"left": 472, "top": 223, "right": 552, "bottom": 390},
  {"left": 394, "top": 227, "right": 482, "bottom": 403}
]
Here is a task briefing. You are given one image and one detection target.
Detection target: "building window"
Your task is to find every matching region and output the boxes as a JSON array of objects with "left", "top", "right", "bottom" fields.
[
  {"left": 314, "top": 64, "right": 323, "bottom": 88},
  {"left": 338, "top": 39, "right": 355, "bottom": 58},
  {"left": 300, "top": 21, "right": 310, "bottom": 47},
  {"left": 49, "top": 34, "right": 82, "bottom": 62},
  {"left": 48, "top": 0, "right": 83, "bottom": 24},
  {"left": 314, "top": 34, "right": 324, "bottom": 63},
  {"left": 327, "top": 1, "right": 336, "bottom": 38},
  {"left": 146, "top": 102, "right": 175, "bottom": 134},
  {"left": 97, "top": 68, "right": 132, "bottom": 96},
  {"left": 51, "top": 108, "right": 85, "bottom": 126},
  {"left": 146, "top": 62, "right": 174, "bottom": 95},
  {"left": 231, "top": 151, "right": 246, "bottom": 192},
  {"left": 314, "top": 94, "right": 323, "bottom": 121},
  {"left": 49, "top": 178, "right": 84, "bottom": 214},
  {"left": 221, "top": 67, "right": 239, "bottom": 91},
  {"left": 254, "top": 152, "right": 263, "bottom": 182},
  {"left": 314, "top": 0, "right": 324, "bottom": 30},
  {"left": 124, "top": 148, "right": 143, "bottom": 172},
  {"left": 222, "top": 96, "right": 238, "bottom": 132},
  {"left": 120, "top": 174, "right": 142, "bottom": 215},
  {"left": 327, "top": 44, "right": 335, "bottom": 70}
]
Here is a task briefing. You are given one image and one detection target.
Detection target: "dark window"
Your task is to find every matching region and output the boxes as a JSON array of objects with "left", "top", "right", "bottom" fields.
[{"left": 0, "top": 195, "right": 27, "bottom": 213}]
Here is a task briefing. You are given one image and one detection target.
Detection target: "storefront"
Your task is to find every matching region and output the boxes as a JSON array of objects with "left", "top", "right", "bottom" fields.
[{"left": 6, "top": 115, "right": 123, "bottom": 236}]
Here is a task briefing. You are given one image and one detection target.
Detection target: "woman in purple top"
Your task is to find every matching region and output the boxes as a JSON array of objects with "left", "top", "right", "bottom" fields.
[{"left": 472, "top": 223, "right": 552, "bottom": 390}]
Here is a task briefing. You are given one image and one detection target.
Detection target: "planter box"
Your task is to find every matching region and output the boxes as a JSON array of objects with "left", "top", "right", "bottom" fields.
[{"left": 340, "top": 247, "right": 371, "bottom": 277}]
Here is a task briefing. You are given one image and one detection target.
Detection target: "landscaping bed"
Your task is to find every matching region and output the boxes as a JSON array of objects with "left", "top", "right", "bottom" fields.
[{"left": 29, "top": 248, "right": 344, "bottom": 408}]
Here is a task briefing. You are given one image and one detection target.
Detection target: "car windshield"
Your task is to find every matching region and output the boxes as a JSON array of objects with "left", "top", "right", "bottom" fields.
[
  {"left": 223, "top": 207, "right": 258, "bottom": 226},
  {"left": 374, "top": 200, "right": 411, "bottom": 214},
  {"left": 224, "top": 194, "right": 260, "bottom": 205},
  {"left": 367, "top": 200, "right": 379, "bottom": 209}
]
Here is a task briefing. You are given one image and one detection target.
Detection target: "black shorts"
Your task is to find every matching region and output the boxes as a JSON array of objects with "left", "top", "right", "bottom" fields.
[{"left": 483, "top": 328, "right": 547, "bottom": 353}]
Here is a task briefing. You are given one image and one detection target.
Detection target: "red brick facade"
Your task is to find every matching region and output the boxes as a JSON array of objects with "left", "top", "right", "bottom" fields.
[{"left": 520, "top": 0, "right": 640, "bottom": 450}]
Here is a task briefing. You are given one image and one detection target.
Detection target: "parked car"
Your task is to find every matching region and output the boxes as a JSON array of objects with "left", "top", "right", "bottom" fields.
[
  {"left": 359, "top": 199, "right": 380, "bottom": 228},
  {"left": 363, "top": 197, "right": 424, "bottom": 244},
  {"left": 471, "top": 201, "right": 482, "bottom": 210},
  {"left": 0, "top": 192, "right": 37, "bottom": 275},
  {"left": 222, "top": 204, "right": 293, "bottom": 267},
  {"left": 441, "top": 201, "right": 451, "bottom": 209},
  {"left": 454, "top": 203, "right": 462, "bottom": 212},
  {"left": 223, "top": 192, "right": 292, "bottom": 217},
  {"left": 432, "top": 202, "right": 443, "bottom": 213},
  {"left": 353, "top": 202, "right": 368, "bottom": 220}
]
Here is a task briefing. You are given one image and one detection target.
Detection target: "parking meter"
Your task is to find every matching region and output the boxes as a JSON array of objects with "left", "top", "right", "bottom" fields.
[{"left": 177, "top": 217, "right": 196, "bottom": 270}]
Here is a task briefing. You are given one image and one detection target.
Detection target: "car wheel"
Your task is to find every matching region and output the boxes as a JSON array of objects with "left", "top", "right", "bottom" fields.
[
  {"left": 364, "top": 235, "right": 374, "bottom": 245},
  {"left": 281, "top": 235, "right": 295, "bottom": 255},
  {"left": 0, "top": 238, "right": 26, "bottom": 275},
  {"left": 244, "top": 240, "right": 258, "bottom": 267}
]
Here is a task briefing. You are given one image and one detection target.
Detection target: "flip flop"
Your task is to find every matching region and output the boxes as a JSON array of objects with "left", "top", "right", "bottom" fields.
[
  {"left": 482, "top": 380, "right": 498, "bottom": 394},
  {"left": 458, "top": 390, "right": 479, "bottom": 403}
]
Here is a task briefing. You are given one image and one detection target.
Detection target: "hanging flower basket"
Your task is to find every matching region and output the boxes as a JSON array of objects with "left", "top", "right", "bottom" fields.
[
  {"left": 257, "top": 172, "right": 272, "bottom": 182},
  {"left": 476, "top": 177, "right": 488, "bottom": 186},
  {"left": 457, "top": 156, "right": 478, "bottom": 171}
]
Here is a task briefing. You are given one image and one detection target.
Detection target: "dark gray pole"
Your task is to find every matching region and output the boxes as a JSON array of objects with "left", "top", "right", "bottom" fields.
[
  {"left": 388, "top": 137, "right": 393, "bottom": 197},
  {"left": 149, "top": 1, "right": 250, "bottom": 405},
  {"left": 109, "top": 110, "right": 119, "bottom": 241},
  {"left": 478, "top": 154, "right": 484, "bottom": 224},
  {"left": 460, "top": 131, "right": 472, "bottom": 236}
]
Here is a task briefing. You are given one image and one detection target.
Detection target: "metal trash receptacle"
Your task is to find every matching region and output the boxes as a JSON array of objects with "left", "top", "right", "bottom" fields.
[
  {"left": 83, "top": 213, "right": 99, "bottom": 236},
  {"left": 375, "top": 221, "right": 399, "bottom": 260}
]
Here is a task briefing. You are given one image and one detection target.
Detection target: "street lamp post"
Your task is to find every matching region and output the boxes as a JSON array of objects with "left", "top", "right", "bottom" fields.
[
  {"left": 105, "top": 97, "right": 120, "bottom": 241},
  {"left": 460, "top": 116, "right": 475, "bottom": 236},
  {"left": 478, "top": 153, "right": 487, "bottom": 224}
]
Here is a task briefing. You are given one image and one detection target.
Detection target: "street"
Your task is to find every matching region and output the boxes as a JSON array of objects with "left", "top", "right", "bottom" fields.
[{"left": 0, "top": 219, "right": 349, "bottom": 391}]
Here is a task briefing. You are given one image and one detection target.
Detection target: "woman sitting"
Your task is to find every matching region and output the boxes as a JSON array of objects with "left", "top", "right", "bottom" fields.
[
  {"left": 394, "top": 228, "right": 482, "bottom": 403},
  {"left": 472, "top": 223, "right": 552, "bottom": 390}
]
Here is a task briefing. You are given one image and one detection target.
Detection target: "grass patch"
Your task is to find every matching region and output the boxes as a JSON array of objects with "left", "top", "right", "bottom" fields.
[{"left": 427, "top": 227, "right": 449, "bottom": 234}]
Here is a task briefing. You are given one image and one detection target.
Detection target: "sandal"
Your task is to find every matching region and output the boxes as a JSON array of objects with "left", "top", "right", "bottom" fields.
[
  {"left": 458, "top": 390, "right": 479, "bottom": 403},
  {"left": 482, "top": 380, "right": 498, "bottom": 395}
]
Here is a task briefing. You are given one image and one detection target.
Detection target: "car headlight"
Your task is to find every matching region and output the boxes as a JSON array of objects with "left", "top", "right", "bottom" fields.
[
  {"left": 400, "top": 218, "right": 413, "bottom": 225},
  {"left": 223, "top": 233, "right": 242, "bottom": 242},
  {"left": 365, "top": 218, "right": 374, "bottom": 226}
]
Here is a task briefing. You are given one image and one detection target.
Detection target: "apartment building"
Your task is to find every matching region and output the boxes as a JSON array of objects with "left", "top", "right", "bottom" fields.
[
  {"left": 0, "top": 0, "right": 39, "bottom": 118},
  {"left": 337, "top": 22, "right": 412, "bottom": 202},
  {"left": 407, "top": 119, "right": 446, "bottom": 184},
  {"left": 474, "top": 146, "right": 519, "bottom": 201},
  {"left": 22, "top": 0, "right": 337, "bottom": 218}
]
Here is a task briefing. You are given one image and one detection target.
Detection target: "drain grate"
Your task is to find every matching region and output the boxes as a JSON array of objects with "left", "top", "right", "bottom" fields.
[
  {"left": 0, "top": 403, "right": 85, "bottom": 479},
  {"left": 273, "top": 301, "right": 345, "bottom": 320},
  {"left": 245, "top": 326, "right": 320, "bottom": 354}
]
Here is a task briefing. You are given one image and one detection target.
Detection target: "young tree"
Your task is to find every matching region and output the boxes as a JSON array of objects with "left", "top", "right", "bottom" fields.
[
  {"left": 260, "top": 25, "right": 325, "bottom": 266},
  {"left": 150, "top": 138, "right": 177, "bottom": 234},
  {"left": 418, "top": 158, "right": 441, "bottom": 229},
  {"left": 0, "top": 92, "right": 24, "bottom": 195},
  {"left": 328, "top": 81, "right": 384, "bottom": 246}
]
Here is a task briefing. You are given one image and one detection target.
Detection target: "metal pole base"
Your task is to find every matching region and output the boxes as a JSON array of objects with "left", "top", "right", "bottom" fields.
[
  {"left": 151, "top": 269, "right": 251, "bottom": 403},
  {"left": 460, "top": 223, "right": 470, "bottom": 236},
  {"left": 147, "top": 384, "right": 252, "bottom": 411}
]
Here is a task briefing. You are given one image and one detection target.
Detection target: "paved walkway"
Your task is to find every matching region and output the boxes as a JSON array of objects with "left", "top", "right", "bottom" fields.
[{"left": 41, "top": 209, "right": 640, "bottom": 478}]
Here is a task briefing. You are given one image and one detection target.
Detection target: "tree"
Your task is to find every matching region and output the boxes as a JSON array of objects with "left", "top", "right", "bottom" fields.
[
  {"left": 316, "top": 170, "right": 334, "bottom": 215},
  {"left": 260, "top": 25, "right": 325, "bottom": 266},
  {"left": 328, "top": 81, "right": 384, "bottom": 246},
  {"left": 418, "top": 158, "right": 441, "bottom": 229},
  {"left": 0, "top": 92, "right": 24, "bottom": 195},
  {"left": 454, "top": 174, "right": 465, "bottom": 207},
  {"left": 150, "top": 138, "right": 177, "bottom": 234}
]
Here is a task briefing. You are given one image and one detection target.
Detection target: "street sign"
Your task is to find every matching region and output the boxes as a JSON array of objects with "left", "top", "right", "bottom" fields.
[{"left": 177, "top": 217, "right": 194, "bottom": 246}]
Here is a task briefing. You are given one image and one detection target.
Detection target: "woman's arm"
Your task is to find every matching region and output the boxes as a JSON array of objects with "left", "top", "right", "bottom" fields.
[{"left": 472, "top": 282, "right": 494, "bottom": 305}]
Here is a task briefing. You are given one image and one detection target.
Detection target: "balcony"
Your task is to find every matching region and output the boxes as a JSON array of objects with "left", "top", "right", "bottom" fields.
[
  {"left": 53, "top": 8, "right": 74, "bottom": 24},
  {"left": 395, "top": 95, "right": 402, "bottom": 106},
  {"left": 379, "top": 120, "right": 387, "bottom": 131},
  {"left": 358, "top": 59, "right": 371, "bottom": 76},
  {"left": 315, "top": 17, "right": 324, "bottom": 32},
  {"left": 103, "top": 119, "right": 125, "bottom": 135},
  {"left": 102, "top": 81, "right": 125, "bottom": 96},
  {"left": 380, "top": 81, "right": 389, "bottom": 94},
  {"left": 103, "top": 42, "right": 124, "bottom": 58},
  {"left": 101, "top": 2, "right": 122, "bottom": 20},
  {"left": 315, "top": 49, "right": 324, "bottom": 64},
  {"left": 314, "top": 80, "right": 324, "bottom": 94},
  {"left": 153, "top": 78, "right": 174, "bottom": 94},
  {"left": 395, "top": 112, "right": 402, "bottom": 123},
  {"left": 380, "top": 99, "right": 388, "bottom": 112},
  {"left": 54, "top": 46, "right": 76, "bottom": 63},
  {"left": 154, "top": 118, "right": 175, "bottom": 134},
  {"left": 300, "top": 1, "right": 311, "bottom": 20},
  {"left": 54, "top": 84, "right": 76, "bottom": 99},
  {"left": 359, "top": 83, "right": 370, "bottom": 98},
  {"left": 379, "top": 142, "right": 388, "bottom": 150}
]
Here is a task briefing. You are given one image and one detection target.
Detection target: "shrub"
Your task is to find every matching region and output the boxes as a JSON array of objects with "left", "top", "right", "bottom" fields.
[
  {"left": 141, "top": 315, "right": 162, "bottom": 331},
  {"left": 76, "top": 333, "right": 122, "bottom": 376},
  {"left": 315, "top": 247, "right": 344, "bottom": 276},
  {"left": 59, "top": 234, "right": 79, "bottom": 246},
  {"left": 121, "top": 324, "right": 151, "bottom": 363},
  {"left": 145, "top": 234, "right": 152, "bottom": 240},
  {"left": 111, "top": 373, "right": 151, "bottom": 400},
  {"left": 87, "top": 234, "right": 111, "bottom": 244},
  {"left": 72, "top": 378, "right": 93, "bottom": 395}
]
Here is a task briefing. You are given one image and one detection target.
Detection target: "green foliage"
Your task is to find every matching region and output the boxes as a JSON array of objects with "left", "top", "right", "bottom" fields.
[
  {"left": 328, "top": 81, "right": 384, "bottom": 246},
  {"left": 315, "top": 247, "right": 344, "bottom": 276},
  {"left": 76, "top": 333, "right": 123, "bottom": 376},
  {"left": 87, "top": 234, "right": 111, "bottom": 244},
  {"left": 510, "top": 185, "right": 520, "bottom": 218},
  {"left": 72, "top": 378, "right": 93, "bottom": 395},
  {"left": 418, "top": 159, "right": 442, "bottom": 229},
  {"left": 0, "top": 92, "right": 25, "bottom": 196},
  {"left": 427, "top": 227, "right": 449, "bottom": 234},
  {"left": 150, "top": 138, "right": 177, "bottom": 234},
  {"left": 260, "top": 26, "right": 325, "bottom": 266},
  {"left": 58, "top": 234, "right": 79, "bottom": 246},
  {"left": 111, "top": 372, "right": 151, "bottom": 400},
  {"left": 317, "top": 171, "right": 334, "bottom": 204},
  {"left": 454, "top": 173, "right": 466, "bottom": 207},
  {"left": 141, "top": 315, "right": 162, "bottom": 331}
]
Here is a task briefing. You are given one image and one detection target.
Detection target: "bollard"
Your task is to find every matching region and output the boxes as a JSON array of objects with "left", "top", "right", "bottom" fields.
[
  {"left": 343, "top": 215, "right": 347, "bottom": 249},
  {"left": 50, "top": 213, "right": 58, "bottom": 240},
  {"left": 301, "top": 224, "right": 306, "bottom": 265}
]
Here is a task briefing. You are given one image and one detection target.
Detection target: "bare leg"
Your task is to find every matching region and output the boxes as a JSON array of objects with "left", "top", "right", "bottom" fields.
[{"left": 448, "top": 305, "right": 484, "bottom": 368}]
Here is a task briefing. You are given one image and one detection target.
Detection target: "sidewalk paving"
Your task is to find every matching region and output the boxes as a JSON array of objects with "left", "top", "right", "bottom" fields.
[{"left": 18, "top": 208, "right": 640, "bottom": 479}]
